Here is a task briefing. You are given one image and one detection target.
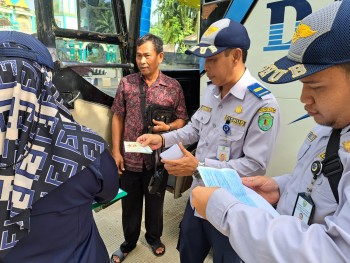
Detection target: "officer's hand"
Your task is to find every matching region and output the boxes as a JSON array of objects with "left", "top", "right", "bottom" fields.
[
  {"left": 111, "top": 150, "right": 125, "bottom": 176},
  {"left": 191, "top": 186, "right": 219, "bottom": 219},
  {"left": 152, "top": 119, "right": 170, "bottom": 133},
  {"left": 162, "top": 143, "right": 198, "bottom": 176},
  {"left": 137, "top": 134, "right": 162, "bottom": 150},
  {"left": 242, "top": 176, "right": 280, "bottom": 205}
]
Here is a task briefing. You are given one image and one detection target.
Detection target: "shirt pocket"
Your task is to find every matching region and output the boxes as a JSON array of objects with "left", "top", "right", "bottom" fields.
[
  {"left": 297, "top": 142, "right": 311, "bottom": 160},
  {"left": 225, "top": 129, "right": 245, "bottom": 142},
  {"left": 192, "top": 110, "right": 211, "bottom": 126}
]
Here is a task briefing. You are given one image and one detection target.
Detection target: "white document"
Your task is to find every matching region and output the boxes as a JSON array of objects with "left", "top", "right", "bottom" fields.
[
  {"left": 159, "top": 144, "right": 184, "bottom": 160},
  {"left": 124, "top": 141, "right": 153, "bottom": 154},
  {"left": 197, "top": 167, "right": 279, "bottom": 217}
]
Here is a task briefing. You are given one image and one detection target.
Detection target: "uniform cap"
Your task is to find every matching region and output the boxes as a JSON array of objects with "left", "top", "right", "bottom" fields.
[
  {"left": 185, "top": 18, "right": 250, "bottom": 58},
  {"left": 259, "top": 0, "right": 349, "bottom": 84}
]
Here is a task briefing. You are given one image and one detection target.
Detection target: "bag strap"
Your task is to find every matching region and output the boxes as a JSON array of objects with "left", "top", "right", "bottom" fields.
[
  {"left": 139, "top": 80, "right": 148, "bottom": 133},
  {"left": 322, "top": 129, "right": 343, "bottom": 203},
  {"left": 138, "top": 80, "right": 158, "bottom": 168}
]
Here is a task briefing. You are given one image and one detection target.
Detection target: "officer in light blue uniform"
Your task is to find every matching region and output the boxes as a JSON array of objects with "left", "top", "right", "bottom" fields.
[
  {"left": 137, "top": 18, "right": 280, "bottom": 263},
  {"left": 191, "top": 1, "right": 350, "bottom": 262}
]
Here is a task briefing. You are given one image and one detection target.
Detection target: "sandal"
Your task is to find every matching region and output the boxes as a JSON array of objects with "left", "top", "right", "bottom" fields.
[
  {"left": 151, "top": 242, "right": 166, "bottom": 257},
  {"left": 110, "top": 249, "right": 128, "bottom": 263}
]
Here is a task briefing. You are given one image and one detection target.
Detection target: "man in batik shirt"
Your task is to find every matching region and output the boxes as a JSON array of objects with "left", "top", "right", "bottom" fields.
[{"left": 110, "top": 33, "right": 188, "bottom": 262}]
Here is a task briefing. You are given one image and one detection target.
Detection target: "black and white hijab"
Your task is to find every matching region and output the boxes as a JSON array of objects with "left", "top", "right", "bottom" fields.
[{"left": 0, "top": 31, "right": 107, "bottom": 256}]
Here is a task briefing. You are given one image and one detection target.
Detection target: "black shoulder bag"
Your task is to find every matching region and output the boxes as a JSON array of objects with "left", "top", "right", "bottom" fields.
[
  {"left": 138, "top": 81, "right": 169, "bottom": 195},
  {"left": 139, "top": 81, "right": 175, "bottom": 134}
]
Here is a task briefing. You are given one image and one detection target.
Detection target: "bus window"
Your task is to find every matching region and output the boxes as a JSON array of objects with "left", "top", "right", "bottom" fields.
[
  {"left": 53, "top": 0, "right": 116, "bottom": 34},
  {"left": 55, "top": 38, "right": 122, "bottom": 98},
  {"left": 55, "top": 38, "right": 121, "bottom": 64}
]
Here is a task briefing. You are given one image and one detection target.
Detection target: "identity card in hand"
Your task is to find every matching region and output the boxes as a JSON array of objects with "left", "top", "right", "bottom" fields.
[
  {"left": 124, "top": 141, "right": 153, "bottom": 154},
  {"left": 159, "top": 144, "right": 184, "bottom": 160},
  {"left": 197, "top": 167, "right": 279, "bottom": 217}
]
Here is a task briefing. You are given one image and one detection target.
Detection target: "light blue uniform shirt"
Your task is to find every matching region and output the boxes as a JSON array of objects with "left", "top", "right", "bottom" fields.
[
  {"left": 206, "top": 124, "right": 350, "bottom": 262},
  {"left": 163, "top": 69, "right": 280, "bottom": 187}
]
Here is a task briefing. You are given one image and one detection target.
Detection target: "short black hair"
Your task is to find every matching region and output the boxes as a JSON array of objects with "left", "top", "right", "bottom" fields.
[
  {"left": 336, "top": 62, "right": 350, "bottom": 78},
  {"left": 136, "top": 33, "right": 163, "bottom": 54},
  {"left": 224, "top": 48, "right": 248, "bottom": 63}
]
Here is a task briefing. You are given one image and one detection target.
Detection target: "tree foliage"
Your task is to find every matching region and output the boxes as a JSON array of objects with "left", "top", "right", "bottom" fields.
[{"left": 152, "top": 0, "right": 198, "bottom": 52}]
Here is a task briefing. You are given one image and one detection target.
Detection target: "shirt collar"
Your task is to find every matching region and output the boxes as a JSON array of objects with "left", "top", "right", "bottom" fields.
[
  {"left": 140, "top": 71, "right": 167, "bottom": 87},
  {"left": 210, "top": 69, "right": 253, "bottom": 100},
  {"left": 228, "top": 68, "right": 252, "bottom": 100}
]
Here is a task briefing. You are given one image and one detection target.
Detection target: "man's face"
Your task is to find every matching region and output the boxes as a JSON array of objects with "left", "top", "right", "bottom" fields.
[
  {"left": 204, "top": 50, "right": 235, "bottom": 87},
  {"left": 136, "top": 41, "right": 163, "bottom": 78},
  {"left": 300, "top": 66, "right": 350, "bottom": 129}
]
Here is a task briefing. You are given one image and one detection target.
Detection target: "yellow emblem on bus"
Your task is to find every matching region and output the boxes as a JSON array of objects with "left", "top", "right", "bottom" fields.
[
  {"left": 204, "top": 26, "right": 219, "bottom": 37},
  {"left": 292, "top": 23, "right": 317, "bottom": 43}
]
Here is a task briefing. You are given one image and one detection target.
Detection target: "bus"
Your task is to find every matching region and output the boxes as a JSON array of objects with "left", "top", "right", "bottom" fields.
[{"left": 0, "top": 0, "right": 335, "bottom": 197}]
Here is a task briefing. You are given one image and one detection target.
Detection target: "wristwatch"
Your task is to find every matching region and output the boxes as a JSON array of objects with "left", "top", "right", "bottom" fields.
[{"left": 193, "top": 161, "right": 205, "bottom": 178}]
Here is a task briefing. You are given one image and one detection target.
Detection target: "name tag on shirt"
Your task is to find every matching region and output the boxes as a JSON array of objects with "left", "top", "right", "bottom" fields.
[{"left": 292, "top": 192, "right": 315, "bottom": 225}]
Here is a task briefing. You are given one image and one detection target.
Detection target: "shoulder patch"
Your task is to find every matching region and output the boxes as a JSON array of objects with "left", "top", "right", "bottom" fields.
[
  {"left": 307, "top": 131, "right": 317, "bottom": 142},
  {"left": 247, "top": 83, "right": 271, "bottom": 98}
]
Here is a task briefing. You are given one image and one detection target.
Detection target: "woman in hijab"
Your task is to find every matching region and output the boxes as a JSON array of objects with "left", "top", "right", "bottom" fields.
[{"left": 0, "top": 31, "right": 119, "bottom": 262}]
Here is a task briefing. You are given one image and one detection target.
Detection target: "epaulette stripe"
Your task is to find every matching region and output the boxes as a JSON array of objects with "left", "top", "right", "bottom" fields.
[{"left": 247, "top": 83, "right": 271, "bottom": 98}]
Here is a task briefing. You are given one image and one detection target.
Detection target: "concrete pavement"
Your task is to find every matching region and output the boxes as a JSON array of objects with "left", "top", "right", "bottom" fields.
[{"left": 94, "top": 190, "right": 213, "bottom": 262}]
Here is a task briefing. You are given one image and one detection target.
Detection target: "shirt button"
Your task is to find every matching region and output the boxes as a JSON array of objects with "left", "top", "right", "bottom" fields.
[
  {"left": 206, "top": 143, "right": 209, "bottom": 146},
  {"left": 218, "top": 105, "right": 223, "bottom": 109},
  {"left": 213, "top": 124, "right": 216, "bottom": 128}
]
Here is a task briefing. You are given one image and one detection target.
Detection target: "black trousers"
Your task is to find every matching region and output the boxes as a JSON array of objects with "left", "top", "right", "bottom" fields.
[
  {"left": 119, "top": 166, "right": 168, "bottom": 253},
  {"left": 177, "top": 200, "right": 241, "bottom": 263}
]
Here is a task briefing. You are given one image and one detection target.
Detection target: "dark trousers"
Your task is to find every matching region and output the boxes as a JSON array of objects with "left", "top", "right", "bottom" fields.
[
  {"left": 119, "top": 166, "right": 168, "bottom": 253},
  {"left": 177, "top": 200, "right": 241, "bottom": 263}
]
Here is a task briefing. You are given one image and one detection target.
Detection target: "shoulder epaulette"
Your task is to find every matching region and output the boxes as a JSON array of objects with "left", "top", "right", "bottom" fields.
[{"left": 247, "top": 83, "right": 271, "bottom": 98}]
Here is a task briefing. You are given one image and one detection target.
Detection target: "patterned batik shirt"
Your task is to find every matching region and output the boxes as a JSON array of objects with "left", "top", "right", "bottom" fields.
[{"left": 111, "top": 71, "right": 188, "bottom": 172}]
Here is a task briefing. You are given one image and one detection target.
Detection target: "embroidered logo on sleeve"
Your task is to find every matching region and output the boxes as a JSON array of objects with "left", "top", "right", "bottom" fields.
[{"left": 258, "top": 113, "right": 274, "bottom": 131}]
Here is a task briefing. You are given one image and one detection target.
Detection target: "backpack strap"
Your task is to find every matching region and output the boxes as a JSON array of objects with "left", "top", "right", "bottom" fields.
[{"left": 322, "top": 129, "right": 343, "bottom": 203}]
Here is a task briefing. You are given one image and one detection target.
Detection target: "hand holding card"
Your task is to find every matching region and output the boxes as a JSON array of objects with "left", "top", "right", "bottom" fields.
[{"left": 160, "top": 144, "right": 184, "bottom": 160}]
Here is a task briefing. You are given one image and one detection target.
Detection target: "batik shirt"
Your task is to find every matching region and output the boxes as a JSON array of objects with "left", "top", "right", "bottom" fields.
[{"left": 111, "top": 72, "right": 188, "bottom": 172}]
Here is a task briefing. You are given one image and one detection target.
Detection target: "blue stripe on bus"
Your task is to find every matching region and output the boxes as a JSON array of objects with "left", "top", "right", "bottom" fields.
[{"left": 225, "top": 0, "right": 255, "bottom": 22}]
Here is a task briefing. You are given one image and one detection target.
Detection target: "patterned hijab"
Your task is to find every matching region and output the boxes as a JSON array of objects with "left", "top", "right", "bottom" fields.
[{"left": 0, "top": 31, "right": 107, "bottom": 256}]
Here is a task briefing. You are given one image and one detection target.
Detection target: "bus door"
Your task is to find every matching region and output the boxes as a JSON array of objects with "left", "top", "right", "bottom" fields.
[{"left": 1, "top": 0, "right": 201, "bottom": 198}]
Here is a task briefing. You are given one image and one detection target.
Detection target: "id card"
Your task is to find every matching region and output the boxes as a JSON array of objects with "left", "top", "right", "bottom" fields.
[
  {"left": 292, "top": 192, "right": 315, "bottom": 225},
  {"left": 217, "top": 145, "right": 230, "bottom": 161}
]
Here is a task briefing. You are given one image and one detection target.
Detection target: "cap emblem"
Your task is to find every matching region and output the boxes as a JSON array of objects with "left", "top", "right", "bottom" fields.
[
  {"left": 204, "top": 26, "right": 219, "bottom": 37},
  {"left": 292, "top": 23, "right": 317, "bottom": 43}
]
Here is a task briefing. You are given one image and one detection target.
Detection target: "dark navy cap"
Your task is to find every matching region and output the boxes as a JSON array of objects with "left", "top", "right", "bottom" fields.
[
  {"left": 0, "top": 31, "right": 54, "bottom": 69},
  {"left": 185, "top": 18, "right": 250, "bottom": 58},
  {"left": 259, "top": 0, "right": 350, "bottom": 84}
]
